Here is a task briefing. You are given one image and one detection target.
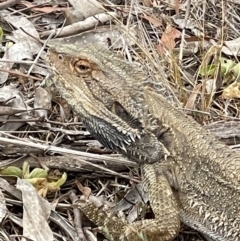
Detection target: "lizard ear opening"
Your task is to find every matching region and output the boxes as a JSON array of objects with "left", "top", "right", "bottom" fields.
[{"left": 112, "top": 101, "right": 142, "bottom": 129}]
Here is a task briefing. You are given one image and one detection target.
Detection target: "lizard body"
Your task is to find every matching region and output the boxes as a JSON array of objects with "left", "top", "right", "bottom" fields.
[{"left": 47, "top": 45, "right": 240, "bottom": 241}]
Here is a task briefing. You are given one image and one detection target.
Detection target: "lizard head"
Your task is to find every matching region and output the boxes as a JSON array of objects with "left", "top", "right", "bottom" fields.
[
  {"left": 47, "top": 44, "right": 144, "bottom": 149},
  {"left": 47, "top": 44, "right": 168, "bottom": 163}
]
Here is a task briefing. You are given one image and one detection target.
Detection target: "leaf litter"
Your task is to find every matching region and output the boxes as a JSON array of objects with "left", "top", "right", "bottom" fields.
[{"left": 0, "top": 0, "right": 240, "bottom": 240}]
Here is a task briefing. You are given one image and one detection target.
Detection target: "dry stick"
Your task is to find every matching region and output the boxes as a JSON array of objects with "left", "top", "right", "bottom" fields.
[
  {"left": 27, "top": 32, "right": 54, "bottom": 76},
  {"left": 0, "top": 68, "right": 43, "bottom": 82},
  {"left": 0, "top": 136, "right": 139, "bottom": 182},
  {"left": 40, "top": 12, "right": 118, "bottom": 38},
  {"left": 69, "top": 192, "right": 85, "bottom": 240},
  {"left": 0, "top": 59, "right": 45, "bottom": 66},
  {"left": 179, "top": 0, "right": 191, "bottom": 62}
]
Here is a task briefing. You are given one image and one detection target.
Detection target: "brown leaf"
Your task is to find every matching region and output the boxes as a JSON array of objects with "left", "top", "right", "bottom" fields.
[
  {"left": 21, "top": 1, "right": 68, "bottom": 13},
  {"left": 185, "top": 83, "right": 202, "bottom": 110},
  {"left": 158, "top": 24, "right": 181, "bottom": 55},
  {"left": 76, "top": 180, "right": 91, "bottom": 198}
]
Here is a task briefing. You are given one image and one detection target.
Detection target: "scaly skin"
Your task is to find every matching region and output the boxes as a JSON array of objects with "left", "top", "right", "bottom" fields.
[{"left": 47, "top": 45, "right": 240, "bottom": 241}]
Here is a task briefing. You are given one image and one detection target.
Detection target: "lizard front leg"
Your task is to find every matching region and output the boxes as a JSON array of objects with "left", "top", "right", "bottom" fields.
[
  {"left": 123, "top": 163, "right": 180, "bottom": 241},
  {"left": 80, "top": 163, "right": 180, "bottom": 241}
]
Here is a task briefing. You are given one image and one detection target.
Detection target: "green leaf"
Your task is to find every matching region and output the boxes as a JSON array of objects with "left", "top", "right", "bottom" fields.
[
  {"left": 0, "top": 27, "right": 3, "bottom": 42},
  {"left": 27, "top": 168, "right": 48, "bottom": 179},
  {"left": 51, "top": 172, "right": 67, "bottom": 188},
  {"left": 0, "top": 166, "right": 23, "bottom": 177},
  {"left": 199, "top": 64, "right": 218, "bottom": 76},
  {"left": 22, "top": 161, "right": 30, "bottom": 178},
  {"left": 220, "top": 57, "right": 235, "bottom": 75},
  {"left": 137, "top": 231, "right": 148, "bottom": 241},
  {"left": 232, "top": 62, "right": 240, "bottom": 80}
]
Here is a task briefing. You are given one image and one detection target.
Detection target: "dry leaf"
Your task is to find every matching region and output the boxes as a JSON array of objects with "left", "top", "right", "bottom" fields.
[
  {"left": 112, "top": 183, "right": 149, "bottom": 223},
  {"left": 0, "top": 84, "right": 32, "bottom": 131},
  {"left": 34, "top": 87, "right": 51, "bottom": 118},
  {"left": 171, "top": 15, "right": 202, "bottom": 37},
  {"left": 17, "top": 179, "right": 53, "bottom": 241},
  {"left": 76, "top": 180, "right": 91, "bottom": 198},
  {"left": 222, "top": 37, "right": 240, "bottom": 56},
  {"left": 68, "top": 0, "right": 104, "bottom": 19},
  {"left": 0, "top": 190, "right": 7, "bottom": 223},
  {"left": 21, "top": 1, "right": 68, "bottom": 13},
  {"left": 204, "top": 79, "right": 216, "bottom": 94},
  {"left": 142, "top": 0, "right": 152, "bottom": 7},
  {"left": 143, "top": 14, "right": 162, "bottom": 27},
  {"left": 185, "top": 84, "right": 202, "bottom": 110},
  {"left": 158, "top": 24, "right": 181, "bottom": 54},
  {"left": 222, "top": 81, "right": 240, "bottom": 99}
]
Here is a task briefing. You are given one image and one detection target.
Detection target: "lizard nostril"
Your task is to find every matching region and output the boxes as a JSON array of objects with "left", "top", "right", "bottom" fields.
[{"left": 58, "top": 54, "right": 64, "bottom": 61}]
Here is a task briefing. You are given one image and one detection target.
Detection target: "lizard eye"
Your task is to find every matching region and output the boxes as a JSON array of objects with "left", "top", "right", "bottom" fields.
[{"left": 75, "top": 60, "right": 91, "bottom": 74}]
